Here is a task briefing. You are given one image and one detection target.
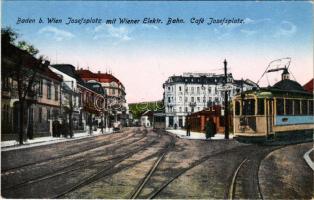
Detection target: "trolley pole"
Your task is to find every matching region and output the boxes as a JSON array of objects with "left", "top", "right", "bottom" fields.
[{"left": 224, "top": 59, "right": 229, "bottom": 139}]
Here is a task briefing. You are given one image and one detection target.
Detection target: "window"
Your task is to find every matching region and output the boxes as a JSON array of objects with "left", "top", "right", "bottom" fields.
[
  {"left": 179, "top": 86, "right": 182, "bottom": 91},
  {"left": 294, "top": 100, "right": 300, "bottom": 115},
  {"left": 191, "top": 87, "right": 194, "bottom": 93},
  {"left": 179, "top": 96, "right": 182, "bottom": 102},
  {"left": 168, "top": 87, "right": 171, "bottom": 91},
  {"left": 302, "top": 100, "right": 308, "bottom": 115},
  {"left": 55, "top": 85, "right": 59, "bottom": 101},
  {"left": 112, "top": 89, "right": 115, "bottom": 95},
  {"left": 309, "top": 100, "right": 313, "bottom": 115},
  {"left": 2, "top": 76, "right": 10, "bottom": 90},
  {"left": 38, "top": 80, "right": 43, "bottom": 97},
  {"left": 276, "top": 99, "right": 284, "bottom": 115},
  {"left": 191, "top": 97, "right": 194, "bottom": 102},
  {"left": 179, "top": 107, "right": 182, "bottom": 112},
  {"left": 47, "top": 82, "right": 51, "bottom": 99},
  {"left": 197, "top": 87, "right": 200, "bottom": 94},
  {"left": 47, "top": 109, "right": 50, "bottom": 121},
  {"left": 203, "top": 96, "right": 206, "bottom": 103},
  {"left": 197, "top": 97, "right": 200, "bottom": 102},
  {"left": 235, "top": 101, "right": 240, "bottom": 116},
  {"left": 185, "top": 107, "right": 188, "bottom": 112},
  {"left": 285, "top": 99, "right": 293, "bottom": 115},
  {"left": 208, "top": 87, "right": 212, "bottom": 94},
  {"left": 38, "top": 107, "right": 42, "bottom": 123},
  {"left": 257, "top": 99, "right": 264, "bottom": 115},
  {"left": 185, "top": 86, "right": 188, "bottom": 92},
  {"left": 184, "top": 97, "right": 188, "bottom": 102},
  {"left": 168, "top": 97, "right": 171, "bottom": 103},
  {"left": 243, "top": 99, "right": 255, "bottom": 115}
]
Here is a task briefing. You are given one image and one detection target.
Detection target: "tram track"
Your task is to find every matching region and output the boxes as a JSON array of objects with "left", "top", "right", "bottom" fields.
[
  {"left": 141, "top": 143, "right": 270, "bottom": 199},
  {"left": 2, "top": 130, "right": 151, "bottom": 191},
  {"left": 227, "top": 145, "right": 286, "bottom": 200},
  {"left": 1, "top": 128, "right": 140, "bottom": 173},
  {"left": 2, "top": 128, "right": 166, "bottom": 198},
  {"left": 130, "top": 131, "right": 176, "bottom": 199},
  {"left": 54, "top": 130, "right": 171, "bottom": 199}
]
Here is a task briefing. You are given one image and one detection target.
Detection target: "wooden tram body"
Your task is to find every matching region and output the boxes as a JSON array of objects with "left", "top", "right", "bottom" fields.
[{"left": 232, "top": 87, "right": 314, "bottom": 142}]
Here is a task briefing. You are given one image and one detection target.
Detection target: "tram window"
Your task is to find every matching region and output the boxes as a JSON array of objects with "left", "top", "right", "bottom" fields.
[
  {"left": 235, "top": 101, "right": 240, "bottom": 116},
  {"left": 294, "top": 100, "right": 301, "bottom": 115},
  {"left": 302, "top": 100, "right": 308, "bottom": 115},
  {"left": 257, "top": 99, "right": 264, "bottom": 115},
  {"left": 309, "top": 100, "right": 314, "bottom": 115},
  {"left": 285, "top": 99, "right": 293, "bottom": 115},
  {"left": 243, "top": 99, "right": 255, "bottom": 115},
  {"left": 276, "top": 99, "right": 284, "bottom": 115}
]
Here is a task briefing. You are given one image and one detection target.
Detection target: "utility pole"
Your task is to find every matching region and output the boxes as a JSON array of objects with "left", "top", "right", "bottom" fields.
[{"left": 224, "top": 59, "right": 229, "bottom": 139}]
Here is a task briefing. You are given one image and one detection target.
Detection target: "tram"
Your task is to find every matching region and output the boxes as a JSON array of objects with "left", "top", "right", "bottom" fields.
[{"left": 232, "top": 70, "right": 313, "bottom": 142}]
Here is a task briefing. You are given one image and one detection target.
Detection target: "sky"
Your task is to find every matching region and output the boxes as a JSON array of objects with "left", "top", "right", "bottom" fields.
[{"left": 2, "top": 1, "right": 313, "bottom": 103}]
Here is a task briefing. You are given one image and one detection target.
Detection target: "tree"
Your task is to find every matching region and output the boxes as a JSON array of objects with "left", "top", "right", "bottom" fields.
[
  {"left": 17, "top": 41, "right": 39, "bottom": 56},
  {"left": 2, "top": 27, "right": 48, "bottom": 144}
]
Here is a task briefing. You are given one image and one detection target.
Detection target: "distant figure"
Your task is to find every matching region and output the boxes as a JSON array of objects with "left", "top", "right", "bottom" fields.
[
  {"left": 186, "top": 122, "right": 191, "bottom": 136},
  {"left": 205, "top": 118, "right": 216, "bottom": 139},
  {"left": 174, "top": 123, "right": 177, "bottom": 130},
  {"left": 52, "top": 120, "right": 60, "bottom": 137}
]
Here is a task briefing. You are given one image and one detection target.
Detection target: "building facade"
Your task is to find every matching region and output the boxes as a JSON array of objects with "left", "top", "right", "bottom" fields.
[
  {"left": 50, "top": 64, "right": 106, "bottom": 132},
  {"left": 76, "top": 69, "right": 128, "bottom": 127},
  {"left": 163, "top": 72, "right": 257, "bottom": 129},
  {"left": 1, "top": 42, "right": 62, "bottom": 141}
]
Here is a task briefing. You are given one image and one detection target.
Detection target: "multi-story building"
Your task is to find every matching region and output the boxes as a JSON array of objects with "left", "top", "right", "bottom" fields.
[
  {"left": 1, "top": 42, "right": 62, "bottom": 141},
  {"left": 50, "top": 64, "right": 106, "bottom": 131},
  {"left": 76, "top": 69, "right": 128, "bottom": 127},
  {"left": 163, "top": 72, "right": 257, "bottom": 128}
]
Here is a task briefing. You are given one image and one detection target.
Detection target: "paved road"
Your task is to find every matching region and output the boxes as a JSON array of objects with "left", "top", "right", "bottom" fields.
[{"left": 1, "top": 128, "right": 312, "bottom": 199}]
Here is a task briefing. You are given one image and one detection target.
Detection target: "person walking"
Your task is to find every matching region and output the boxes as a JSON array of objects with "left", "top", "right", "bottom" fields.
[{"left": 186, "top": 122, "right": 191, "bottom": 136}]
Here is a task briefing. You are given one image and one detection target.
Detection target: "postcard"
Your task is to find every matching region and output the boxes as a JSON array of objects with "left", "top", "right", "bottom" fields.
[{"left": 1, "top": 1, "right": 313, "bottom": 199}]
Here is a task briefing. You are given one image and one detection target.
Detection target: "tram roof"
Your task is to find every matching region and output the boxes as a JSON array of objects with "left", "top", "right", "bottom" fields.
[{"left": 234, "top": 87, "right": 312, "bottom": 99}]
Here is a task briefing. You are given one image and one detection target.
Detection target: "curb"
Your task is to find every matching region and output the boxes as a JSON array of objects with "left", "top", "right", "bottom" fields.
[
  {"left": 1, "top": 131, "right": 113, "bottom": 152},
  {"left": 303, "top": 148, "right": 314, "bottom": 171}
]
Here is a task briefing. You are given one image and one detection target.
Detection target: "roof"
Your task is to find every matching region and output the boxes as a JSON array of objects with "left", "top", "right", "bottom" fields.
[
  {"left": 272, "top": 79, "right": 306, "bottom": 92},
  {"left": 51, "top": 64, "right": 106, "bottom": 94},
  {"left": 85, "top": 82, "right": 106, "bottom": 95},
  {"left": 303, "top": 79, "right": 313, "bottom": 93},
  {"left": 3, "top": 43, "right": 62, "bottom": 82},
  {"left": 164, "top": 73, "right": 232, "bottom": 85},
  {"left": 76, "top": 69, "right": 124, "bottom": 87}
]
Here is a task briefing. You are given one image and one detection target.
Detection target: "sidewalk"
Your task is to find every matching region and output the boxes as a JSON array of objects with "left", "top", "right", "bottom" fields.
[
  {"left": 1, "top": 128, "right": 113, "bottom": 151},
  {"left": 167, "top": 129, "right": 233, "bottom": 140}
]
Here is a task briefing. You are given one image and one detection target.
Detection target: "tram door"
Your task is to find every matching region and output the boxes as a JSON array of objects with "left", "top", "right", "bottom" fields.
[{"left": 265, "top": 99, "right": 273, "bottom": 137}]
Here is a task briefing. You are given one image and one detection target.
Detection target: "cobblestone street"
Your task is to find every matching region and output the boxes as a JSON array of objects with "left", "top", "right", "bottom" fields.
[{"left": 1, "top": 128, "right": 313, "bottom": 199}]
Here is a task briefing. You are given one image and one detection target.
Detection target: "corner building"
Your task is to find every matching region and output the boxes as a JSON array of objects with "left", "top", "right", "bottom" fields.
[{"left": 163, "top": 73, "right": 257, "bottom": 129}]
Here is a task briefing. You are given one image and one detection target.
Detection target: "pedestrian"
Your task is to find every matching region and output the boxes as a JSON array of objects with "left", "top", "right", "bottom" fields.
[
  {"left": 52, "top": 120, "right": 59, "bottom": 137},
  {"left": 205, "top": 118, "right": 216, "bottom": 139},
  {"left": 186, "top": 122, "right": 191, "bottom": 136}
]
